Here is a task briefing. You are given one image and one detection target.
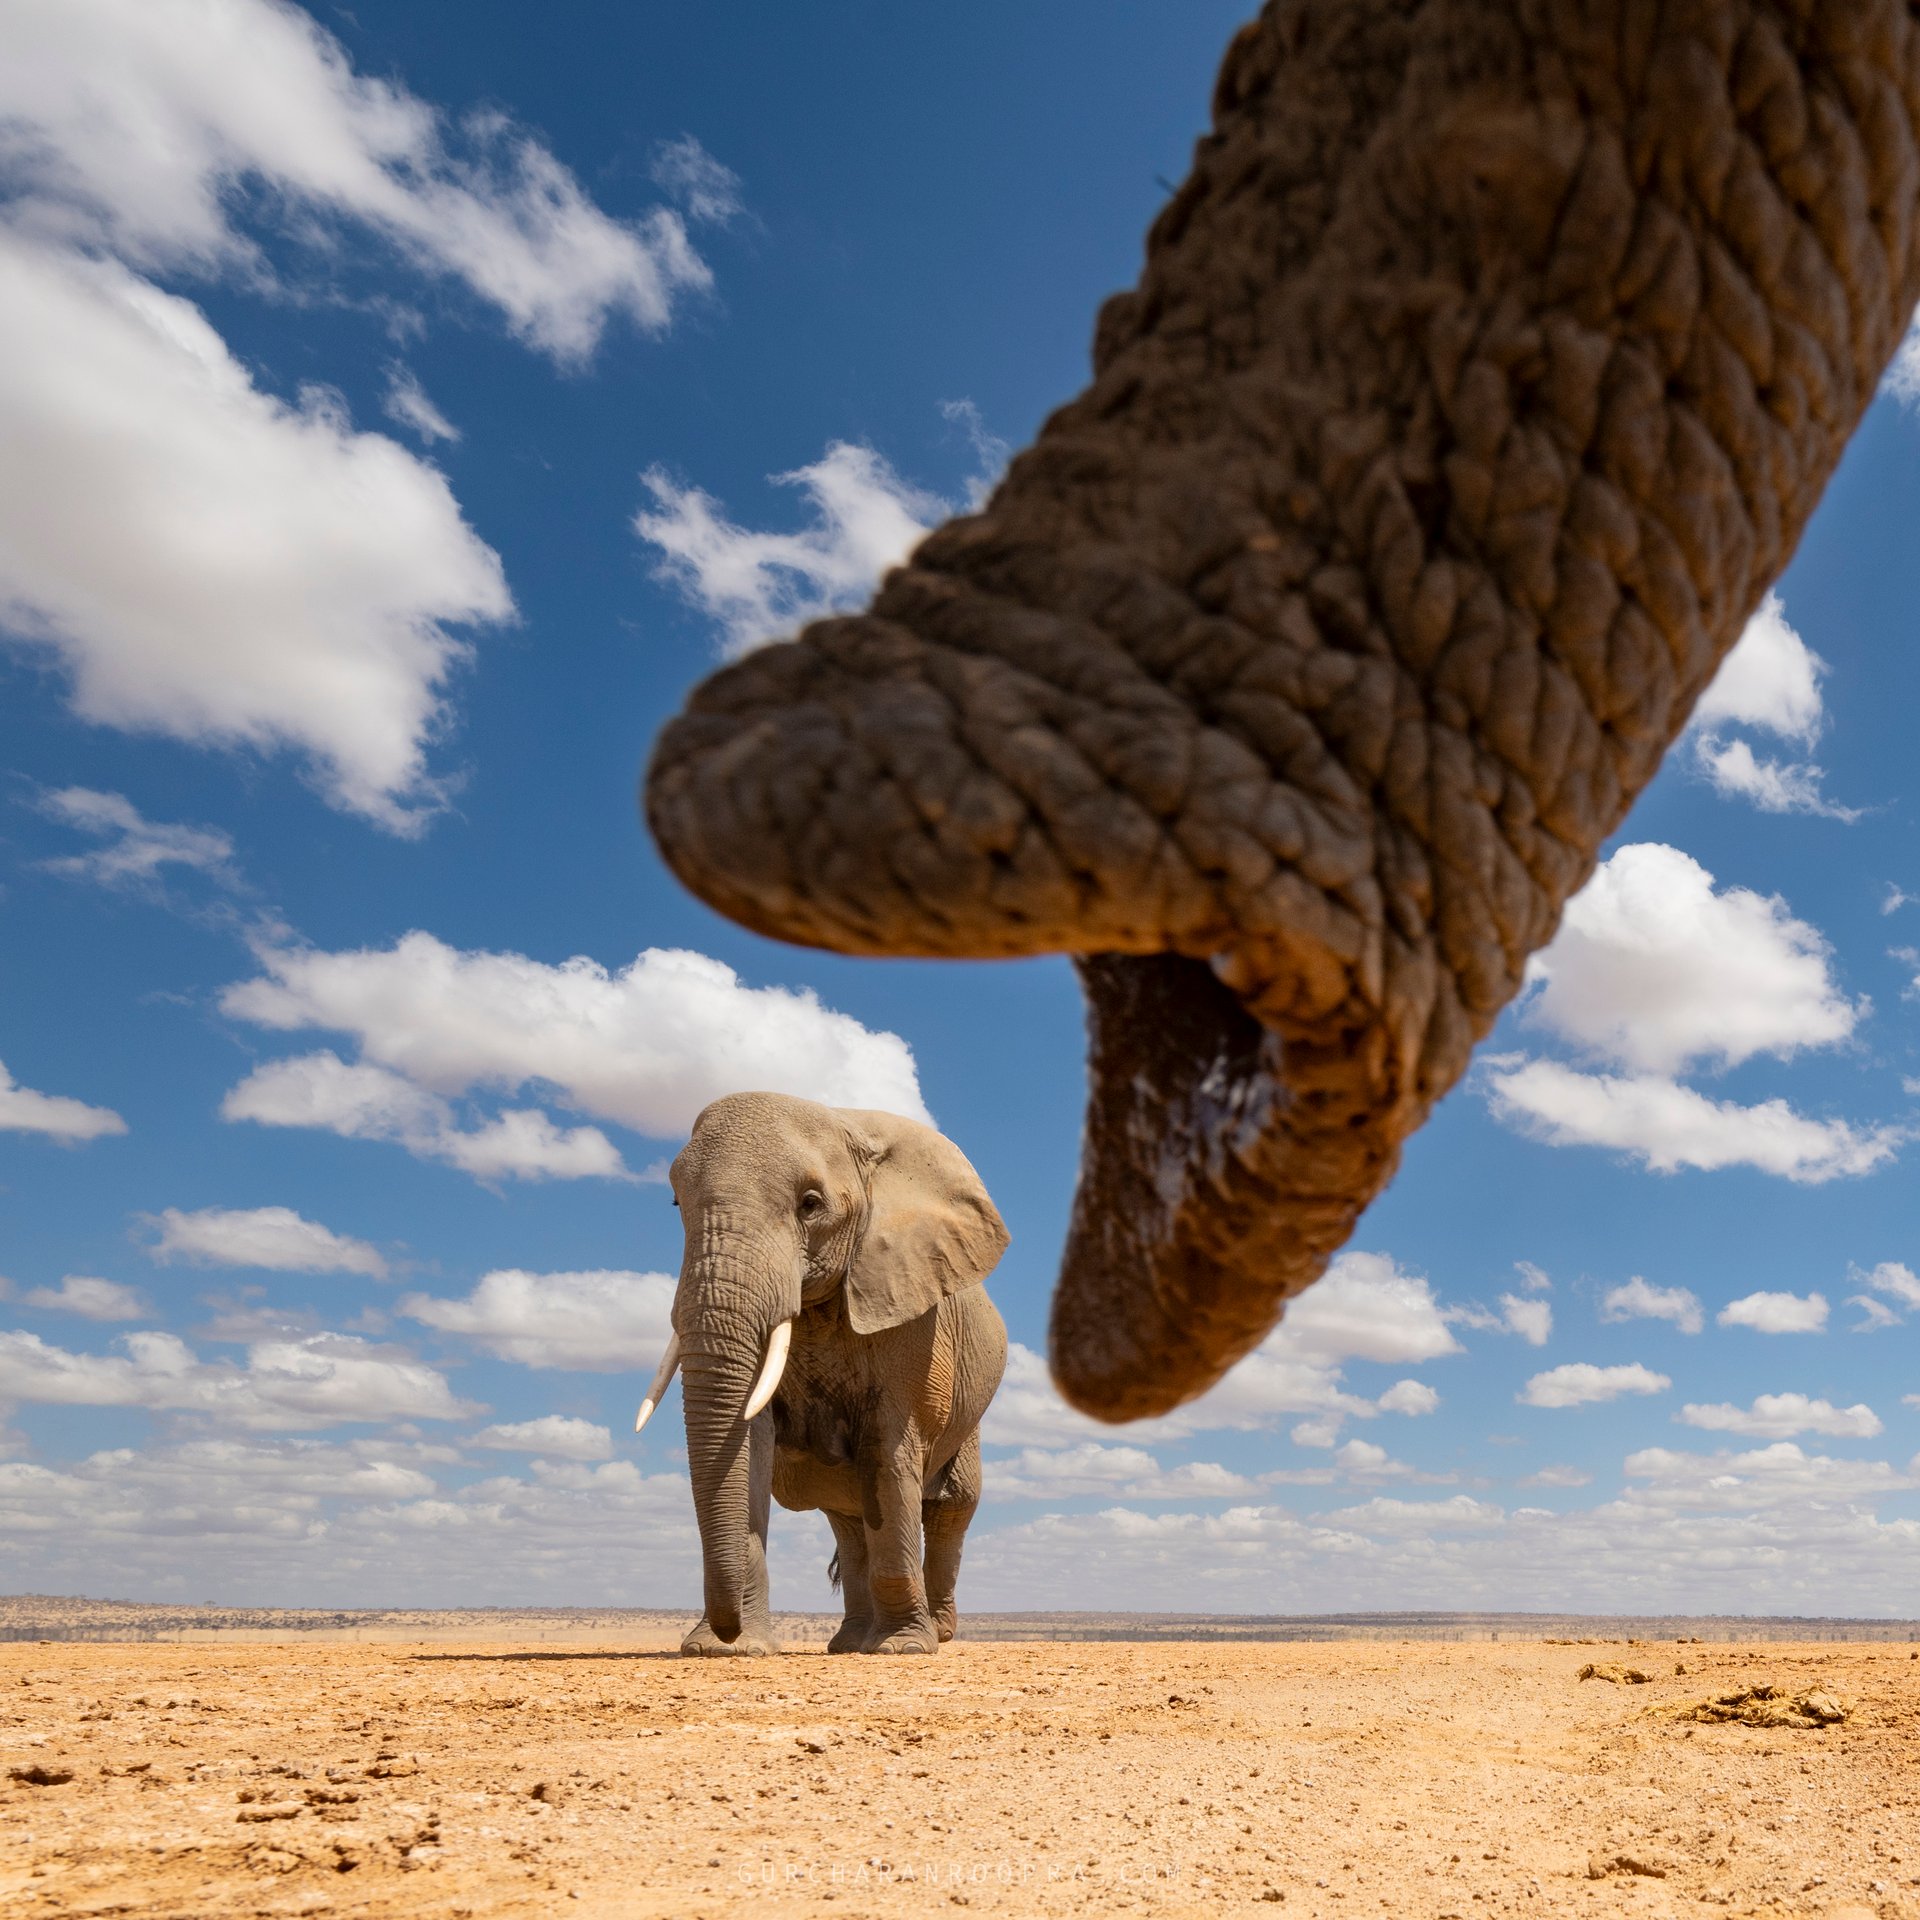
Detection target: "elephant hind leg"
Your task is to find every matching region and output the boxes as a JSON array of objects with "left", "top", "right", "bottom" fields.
[
  {"left": 922, "top": 1433, "right": 983, "bottom": 1645},
  {"left": 824, "top": 1512, "right": 872, "bottom": 1655}
]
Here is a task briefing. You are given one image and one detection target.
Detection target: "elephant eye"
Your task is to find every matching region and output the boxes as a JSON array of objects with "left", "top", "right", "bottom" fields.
[{"left": 798, "top": 1189, "right": 825, "bottom": 1219}]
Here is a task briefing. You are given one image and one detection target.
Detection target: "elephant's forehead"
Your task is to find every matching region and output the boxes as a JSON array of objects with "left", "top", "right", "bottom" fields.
[{"left": 678, "top": 1092, "right": 841, "bottom": 1177}]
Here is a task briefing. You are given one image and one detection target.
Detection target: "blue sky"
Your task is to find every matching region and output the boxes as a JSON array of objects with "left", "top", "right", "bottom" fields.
[{"left": 1, "top": 0, "right": 1916, "bottom": 1617}]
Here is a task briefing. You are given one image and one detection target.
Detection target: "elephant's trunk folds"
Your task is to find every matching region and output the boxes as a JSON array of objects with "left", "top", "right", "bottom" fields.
[{"left": 648, "top": 0, "right": 1920, "bottom": 1418}]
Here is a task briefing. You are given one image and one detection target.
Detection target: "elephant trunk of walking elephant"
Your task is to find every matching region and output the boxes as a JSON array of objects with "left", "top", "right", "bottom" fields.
[
  {"left": 676, "top": 1251, "right": 795, "bottom": 1647},
  {"left": 647, "top": 0, "right": 1920, "bottom": 1421}
]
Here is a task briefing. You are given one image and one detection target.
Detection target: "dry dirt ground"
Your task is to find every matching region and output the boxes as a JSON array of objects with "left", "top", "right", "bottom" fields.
[{"left": 2, "top": 1634, "right": 1917, "bottom": 1920}]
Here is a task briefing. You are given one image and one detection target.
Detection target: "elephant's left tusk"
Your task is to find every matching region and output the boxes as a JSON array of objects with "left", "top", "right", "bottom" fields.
[
  {"left": 634, "top": 1331, "right": 681, "bottom": 1434},
  {"left": 742, "top": 1319, "right": 792, "bottom": 1421}
]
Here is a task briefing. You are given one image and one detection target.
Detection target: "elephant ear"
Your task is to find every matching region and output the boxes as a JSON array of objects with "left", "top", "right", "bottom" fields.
[{"left": 840, "top": 1109, "right": 1008, "bottom": 1335}]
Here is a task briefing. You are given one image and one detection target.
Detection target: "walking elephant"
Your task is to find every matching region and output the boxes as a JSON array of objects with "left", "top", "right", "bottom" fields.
[
  {"left": 635, "top": 1092, "right": 1009, "bottom": 1655},
  {"left": 646, "top": 1, "right": 1920, "bottom": 1422}
]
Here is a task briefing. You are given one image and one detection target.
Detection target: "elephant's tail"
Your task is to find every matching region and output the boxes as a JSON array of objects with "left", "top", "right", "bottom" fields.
[{"left": 827, "top": 1550, "right": 841, "bottom": 1594}]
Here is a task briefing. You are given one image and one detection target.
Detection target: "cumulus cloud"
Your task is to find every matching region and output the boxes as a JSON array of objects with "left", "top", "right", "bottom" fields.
[
  {"left": 1623, "top": 1441, "right": 1915, "bottom": 1511},
  {"left": 1375, "top": 1380, "right": 1441, "bottom": 1417},
  {"left": 221, "top": 1051, "right": 629, "bottom": 1183},
  {"left": 0, "top": 1435, "right": 701, "bottom": 1608},
  {"left": 1522, "top": 844, "right": 1861, "bottom": 1076},
  {"left": 216, "top": 929, "right": 928, "bottom": 1177},
  {"left": 399, "top": 1269, "right": 674, "bottom": 1373},
  {"left": 34, "top": 786, "right": 239, "bottom": 890},
  {"left": 649, "top": 134, "right": 745, "bottom": 226},
  {"left": 142, "top": 1204, "right": 388, "bottom": 1278},
  {"left": 1321, "top": 1494, "right": 1506, "bottom": 1534},
  {"left": 1488, "top": 845, "right": 1895, "bottom": 1182},
  {"left": 635, "top": 404, "right": 1005, "bottom": 656},
  {"left": 987, "top": 1444, "right": 1260, "bottom": 1504},
  {"left": 0, "top": 1328, "right": 473, "bottom": 1428},
  {"left": 1452, "top": 1291, "right": 1553, "bottom": 1346},
  {"left": 20, "top": 1275, "right": 150, "bottom": 1321},
  {"left": 0, "top": 235, "right": 512, "bottom": 830},
  {"left": 469, "top": 1416, "right": 612, "bottom": 1462},
  {"left": 1852, "top": 1261, "right": 1920, "bottom": 1312},
  {"left": 1676, "top": 1394, "right": 1882, "bottom": 1440},
  {"left": 1600, "top": 1276, "right": 1705, "bottom": 1337},
  {"left": 636, "top": 443, "right": 944, "bottom": 657},
  {"left": 1483, "top": 1058, "right": 1902, "bottom": 1183},
  {"left": 1718, "top": 1290, "right": 1830, "bottom": 1335},
  {"left": 0, "top": 1057, "right": 127, "bottom": 1142},
  {"left": 380, "top": 364, "right": 459, "bottom": 445},
  {"left": 0, "top": 0, "right": 723, "bottom": 362},
  {"left": 987, "top": 1252, "right": 1457, "bottom": 1449},
  {"left": 1692, "top": 736, "right": 1860, "bottom": 821},
  {"left": 1519, "top": 1363, "right": 1671, "bottom": 1409},
  {"left": 1687, "top": 596, "right": 1854, "bottom": 819}
]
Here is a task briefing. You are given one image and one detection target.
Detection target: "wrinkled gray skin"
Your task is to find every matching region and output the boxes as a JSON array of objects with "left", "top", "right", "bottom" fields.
[
  {"left": 648, "top": 1, "right": 1920, "bottom": 1424},
  {"left": 668, "top": 1093, "right": 1008, "bottom": 1656}
]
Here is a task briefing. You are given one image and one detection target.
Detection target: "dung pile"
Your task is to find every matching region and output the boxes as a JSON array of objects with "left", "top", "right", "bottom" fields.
[
  {"left": 1663, "top": 1684, "right": 1853, "bottom": 1729},
  {"left": 1578, "top": 1662, "right": 1652, "bottom": 1685}
]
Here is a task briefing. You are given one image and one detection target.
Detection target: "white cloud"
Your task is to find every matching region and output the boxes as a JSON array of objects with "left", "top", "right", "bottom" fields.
[
  {"left": 380, "top": 364, "right": 459, "bottom": 445},
  {"left": 0, "top": 0, "right": 723, "bottom": 363},
  {"left": 0, "top": 1328, "right": 473, "bottom": 1428},
  {"left": 1521, "top": 1465, "right": 1593, "bottom": 1489},
  {"left": 0, "top": 1435, "right": 701, "bottom": 1608},
  {"left": 986, "top": 1253, "right": 1456, "bottom": 1450},
  {"left": 1483, "top": 1058, "right": 1902, "bottom": 1183},
  {"left": 34, "top": 786, "right": 238, "bottom": 889},
  {"left": 1499, "top": 1295, "right": 1552, "bottom": 1347},
  {"left": 987, "top": 1443, "right": 1260, "bottom": 1503},
  {"left": 1849, "top": 1294, "right": 1903, "bottom": 1332},
  {"left": 470, "top": 1416, "right": 612, "bottom": 1462},
  {"left": 649, "top": 134, "right": 745, "bottom": 226},
  {"left": 142, "top": 1204, "right": 388, "bottom": 1278},
  {"left": 635, "top": 403, "right": 1007, "bottom": 656},
  {"left": 221, "top": 1051, "right": 630, "bottom": 1183},
  {"left": 636, "top": 442, "right": 944, "bottom": 657},
  {"left": 1523, "top": 844, "right": 1861, "bottom": 1075},
  {"left": 20, "top": 1275, "right": 149, "bottom": 1321},
  {"left": 0, "top": 1057, "right": 127, "bottom": 1142},
  {"left": 1692, "top": 598, "right": 1828, "bottom": 745},
  {"left": 1686, "top": 596, "right": 1853, "bottom": 818},
  {"left": 1676, "top": 1394, "right": 1882, "bottom": 1440},
  {"left": 399, "top": 1269, "right": 674, "bottom": 1373},
  {"left": 0, "top": 234, "right": 512, "bottom": 830},
  {"left": 1854, "top": 1261, "right": 1920, "bottom": 1310},
  {"left": 1375, "top": 1380, "right": 1441, "bottom": 1417},
  {"left": 1321, "top": 1495, "right": 1506, "bottom": 1534},
  {"left": 217, "top": 930, "right": 929, "bottom": 1179},
  {"left": 1600, "top": 1276, "right": 1705, "bottom": 1336},
  {"left": 1289, "top": 1417, "right": 1343, "bottom": 1449},
  {"left": 1519, "top": 1362, "right": 1671, "bottom": 1409},
  {"left": 1883, "top": 884, "right": 1913, "bottom": 916},
  {"left": 1718, "top": 1290, "right": 1830, "bottom": 1334},
  {"left": 1623, "top": 1441, "right": 1914, "bottom": 1511},
  {"left": 1512, "top": 1261, "right": 1552, "bottom": 1293},
  {"left": 1691, "top": 735, "right": 1860, "bottom": 821}
]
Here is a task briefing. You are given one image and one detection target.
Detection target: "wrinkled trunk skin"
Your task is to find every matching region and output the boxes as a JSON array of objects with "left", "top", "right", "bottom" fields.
[
  {"left": 676, "top": 1247, "right": 782, "bottom": 1648},
  {"left": 647, "top": 1, "right": 1920, "bottom": 1421},
  {"left": 681, "top": 1334, "right": 757, "bottom": 1643}
]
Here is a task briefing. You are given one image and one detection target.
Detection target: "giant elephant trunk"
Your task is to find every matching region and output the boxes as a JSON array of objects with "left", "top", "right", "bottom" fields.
[{"left": 646, "top": 0, "right": 1920, "bottom": 1420}]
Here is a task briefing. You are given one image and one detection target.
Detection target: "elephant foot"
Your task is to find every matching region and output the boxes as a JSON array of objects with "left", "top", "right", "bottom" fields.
[
  {"left": 931, "top": 1602, "right": 956, "bottom": 1645},
  {"left": 680, "top": 1617, "right": 777, "bottom": 1658},
  {"left": 826, "top": 1617, "right": 872, "bottom": 1655},
  {"left": 864, "top": 1620, "right": 939, "bottom": 1655}
]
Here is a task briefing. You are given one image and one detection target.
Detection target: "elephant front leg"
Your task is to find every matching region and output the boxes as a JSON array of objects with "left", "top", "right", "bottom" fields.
[
  {"left": 824, "top": 1512, "right": 873, "bottom": 1654},
  {"left": 682, "top": 1410, "right": 778, "bottom": 1657},
  {"left": 922, "top": 1433, "right": 982, "bottom": 1645},
  {"left": 860, "top": 1445, "right": 938, "bottom": 1654}
]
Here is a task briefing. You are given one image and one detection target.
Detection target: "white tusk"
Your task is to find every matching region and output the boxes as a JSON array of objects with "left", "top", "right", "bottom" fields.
[
  {"left": 742, "top": 1319, "right": 792, "bottom": 1421},
  {"left": 633, "top": 1332, "right": 681, "bottom": 1434}
]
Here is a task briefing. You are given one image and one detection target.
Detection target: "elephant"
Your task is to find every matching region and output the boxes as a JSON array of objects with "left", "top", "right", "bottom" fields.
[
  {"left": 634, "top": 1092, "right": 1009, "bottom": 1655},
  {"left": 645, "top": 0, "right": 1920, "bottom": 1425}
]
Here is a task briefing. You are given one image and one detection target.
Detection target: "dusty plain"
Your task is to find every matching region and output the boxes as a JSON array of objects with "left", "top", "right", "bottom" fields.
[{"left": 3, "top": 1624, "right": 1918, "bottom": 1920}]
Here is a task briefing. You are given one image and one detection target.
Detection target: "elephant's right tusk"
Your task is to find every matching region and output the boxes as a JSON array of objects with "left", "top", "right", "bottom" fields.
[
  {"left": 633, "top": 1332, "right": 681, "bottom": 1434},
  {"left": 742, "top": 1319, "right": 792, "bottom": 1421}
]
